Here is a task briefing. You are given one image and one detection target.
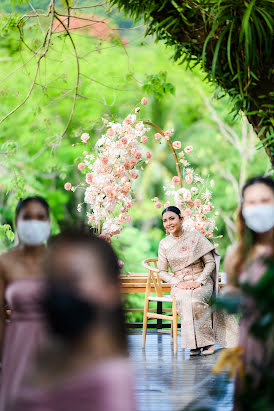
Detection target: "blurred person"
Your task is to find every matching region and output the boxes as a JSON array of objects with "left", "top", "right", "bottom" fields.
[
  {"left": 224, "top": 176, "right": 274, "bottom": 409},
  {"left": 158, "top": 206, "right": 238, "bottom": 355},
  {"left": 10, "top": 227, "right": 135, "bottom": 411},
  {"left": 0, "top": 197, "right": 51, "bottom": 410}
]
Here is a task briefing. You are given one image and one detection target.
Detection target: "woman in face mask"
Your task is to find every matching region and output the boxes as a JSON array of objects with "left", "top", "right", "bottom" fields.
[
  {"left": 224, "top": 176, "right": 274, "bottom": 409},
  {"left": 0, "top": 196, "right": 51, "bottom": 411},
  {"left": 10, "top": 227, "right": 135, "bottom": 411}
]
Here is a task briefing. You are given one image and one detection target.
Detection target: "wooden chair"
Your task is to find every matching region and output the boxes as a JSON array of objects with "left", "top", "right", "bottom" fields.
[{"left": 142, "top": 258, "right": 178, "bottom": 353}]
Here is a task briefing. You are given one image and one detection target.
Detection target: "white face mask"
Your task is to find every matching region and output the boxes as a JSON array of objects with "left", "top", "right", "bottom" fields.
[
  {"left": 17, "top": 220, "right": 51, "bottom": 246},
  {"left": 242, "top": 204, "right": 274, "bottom": 233}
]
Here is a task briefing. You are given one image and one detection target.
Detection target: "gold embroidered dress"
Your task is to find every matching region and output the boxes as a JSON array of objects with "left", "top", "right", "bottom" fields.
[{"left": 158, "top": 229, "right": 238, "bottom": 349}]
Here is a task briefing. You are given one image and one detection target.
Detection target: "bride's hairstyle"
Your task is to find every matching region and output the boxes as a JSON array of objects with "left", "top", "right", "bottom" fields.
[
  {"left": 162, "top": 206, "right": 181, "bottom": 217},
  {"left": 230, "top": 176, "right": 274, "bottom": 282}
]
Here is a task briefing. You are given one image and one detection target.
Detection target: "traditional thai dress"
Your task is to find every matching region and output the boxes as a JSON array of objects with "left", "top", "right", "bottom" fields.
[{"left": 158, "top": 229, "right": 238, "bottom": 349}]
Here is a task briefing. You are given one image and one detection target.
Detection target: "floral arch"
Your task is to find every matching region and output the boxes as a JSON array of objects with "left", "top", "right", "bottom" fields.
[{"left": 65, "top": 98, "right": 220, "bottom": 246}]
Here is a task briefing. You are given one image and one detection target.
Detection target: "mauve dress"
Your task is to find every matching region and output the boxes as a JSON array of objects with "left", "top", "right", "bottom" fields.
[
  {"left": 10, "top": 358, "right": 136, "bottom": 411},
  {"left": 0, "top": 277, "right": 46, "bottom": 411}
]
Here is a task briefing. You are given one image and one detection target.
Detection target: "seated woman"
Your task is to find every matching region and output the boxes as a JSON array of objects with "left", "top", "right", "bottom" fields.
[
  {"left": 10, "top": 227, "right": 135, "bottom": 411},
  {"left": 158, "top": 206, "right": 238, "bottom": 355}
]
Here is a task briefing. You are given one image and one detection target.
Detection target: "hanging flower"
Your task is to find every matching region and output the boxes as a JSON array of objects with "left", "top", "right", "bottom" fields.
[
  {"left": 172, "top": 141, "right": 181, "bottom": 150},
  {"left": 81, "top": 133, "right": 90, "bottom": 143},
  {"left": 141, "top": 97, "right": 148, "bottom": 105}
]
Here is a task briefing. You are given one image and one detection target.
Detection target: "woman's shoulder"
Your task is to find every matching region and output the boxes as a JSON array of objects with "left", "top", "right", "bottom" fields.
[{"left": 158, "top": 235, "right": 173, "bottom": 248}]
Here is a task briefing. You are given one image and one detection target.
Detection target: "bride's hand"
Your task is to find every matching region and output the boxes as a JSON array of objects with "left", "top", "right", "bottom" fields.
[{"left": 177, "top": 281, "right": 201, "bottom": 290}]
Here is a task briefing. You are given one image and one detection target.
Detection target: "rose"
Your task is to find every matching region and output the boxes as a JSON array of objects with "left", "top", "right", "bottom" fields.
[
  {"left": 131, "top": 148, "right": 137, "bottom": 155},
  {"left": 146, "top": 152, "right": 152, "bottom": 159},
  {"left": 194, "top": 199, "right": 201, "bottom": 207},
  {"left": 203, "top": 205, "right": 211, "bottom": 214},
  {"left": 107, "top": 128, "right": 115, "bottom": 137},
  {"left": 129, "top": 158, "right": 137, "bottom": 167},
  {"left": 135, "top": 152, "right": 142, "bottom": 160},
  {"left": 184, "top": 208, "right": 192, "bottom": 217},
  {"left": 154, "top": 133, "right": 162, "bottom": 141},
  {"left": 172, "top": 141, "right": 181, "bottom": 150},
  {"left": 141, "top": 97, "right": 148, "bottom": 105},
  {"left": 185, "top": 175, "right": 193, "bottom": 184},
  {"left": 188, "top": 201, "right": 194, "bottom": 208},
  {"left": 124, "top": 214, "right": 132, "bottom": 222},
  {"left": 130, "top": 171, "right": 139, "bottom": 179},
  {"left": 172, "top": 176, "right": 180, "bottom": 185},
  {"left": 124, "top": 117, "right": 132, "bottom": 125},
  {"left": 83, "top": 151, "right": 88, "bottom": 156},
  {"left": 155, "top": 202, "right": 162, "bottom": 209},
  {"left": 85, "top": 173, "right": 93, "bottom": 184},
  {"left": 152, "top": 197, "right": 158, "bottom": 202},
  {"left": 78, "top": 163, "right": 86, "bottom": 171},
  {"left": 140, "top": 136, "right": 148, "bottom": 143},
  {"left": 101, "top": 156, "right": 108, "bottom": 165},
  {"left": 186, "top": 168, "right": 193, "bottom": 175},
  {"left": 164, "top": 130, "right": 172, "bottom": 140},
  {"left": 184, "top": 145, "right": 193, "bottom": 153},
  {"left": 120, "top": 137, "right": 128, "bottom": 145},
  {"left": 164, "top": 201, "right": 171, "bottom": 208},
  {"left": 64, "top": 182, "right": 72, "bottom": 191},
  {"left": 81, "top": 133, "right": 90, "bottom": 143},
  {"left": 178, "top": 151, "right": 184, "bottom": 158}
]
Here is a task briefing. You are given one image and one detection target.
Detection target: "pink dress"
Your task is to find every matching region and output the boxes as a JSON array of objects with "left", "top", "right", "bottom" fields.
[
  {"left": 0, "top": 277, "right": 46, "bottom": 411},
  {"left": 9, "top": 358, "right": 136, "bottom": 411}
]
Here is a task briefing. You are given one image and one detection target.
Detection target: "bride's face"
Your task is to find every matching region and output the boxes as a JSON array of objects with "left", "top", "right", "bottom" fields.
[{"left": 162, "top": 211, "right": 183, "bottom": 235}]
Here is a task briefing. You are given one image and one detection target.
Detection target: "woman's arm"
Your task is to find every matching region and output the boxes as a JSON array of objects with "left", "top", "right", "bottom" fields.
[
  {"left": 158, "top": 242, "right": 179, "bottom": 285},
  {"left": 197, "top": 252, "right": 216, "bottom": 285}
]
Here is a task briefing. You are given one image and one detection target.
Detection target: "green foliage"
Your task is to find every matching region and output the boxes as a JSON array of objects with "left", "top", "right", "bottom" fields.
[
  {"left": 142, "top": 71, "right": 175, "bottom": 101},
  {"left": 108, "top": 0, "right": 274, "bottom": 163}
]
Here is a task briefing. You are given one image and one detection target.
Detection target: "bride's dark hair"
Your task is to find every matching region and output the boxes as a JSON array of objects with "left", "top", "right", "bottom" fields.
[{"left": 162, "top": 206, "right": 181, "bottom": 217}]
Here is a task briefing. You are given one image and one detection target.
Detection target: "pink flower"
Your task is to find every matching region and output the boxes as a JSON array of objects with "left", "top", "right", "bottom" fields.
[
  {"left": 120, "top": 137, "right": 128, "bottom": 145},
  {"left": 172, "top": 176, "right": 180, "bottom": 185},
  {"left": 155, "top": 202, "right": 162, "bottom": 209},
  {"left": 164, "top": 201, "right": 171, "bottom": 208},
  {"left": 145, "top": 160, "right": 150, "bottom": 165},
  {"left": 125, "top": 214, "right": 132, "bottom": 222},
  {"left": 203, "top": 205, "right": 211, "bottom": 214},
  {"left": 64, "top": 182, "right": 72, "bottom": 191},
  {"left": 194, "top": 199, "right": 201, "bottom": 207},
  {"left": 124, "top": 117, "right": 132, "bottom": 125},
  {"left": 184, "top": 145, "right": 193, "bottom": 154},
  {"left": 129, "top": 158, "right": 137, "bottom": 167},
  {"left": 116, "top": 142, "right": 122, "bottom": 149},
  {"left": 103, "top": 119, "right": 108, "bottom": 124},
  {"left": 186, "top": 168, "right": 193, "bottom": 175},
  {"left": 130, "top": 171, "right": 139, "bottom": 179},
  {"left": 81, "top": 133, "right": 90, "bottom": 143},
  {"left": 154, "top": 133, "right": 162, "bottom": 141},
  {"left": 135, "top": 152, "right": 142, "bottom": 160},
  {"left": 85, "top": 173, "right": 93, "bottom": 184},
  {"left": 178, "top": 151, "right": 184, "bottom": 158},
  {"left": 83, "top": 151, "right": 88, "bottom": 156},
  {"left": 146, "top": 152, "right": 152, "bottom": 159},
  {"left": 185, "top": 175, "right": 193, "bottom": 184},
  {"left": 117, "top": 214, "right": 124, "bottom": 224},
  {"left": 152, "top": 197, "right": 158, "bottom": 202},
  {"left": 107, "top": 128, "right": 115, "bottom": 137},
  {"left": 164, "top": 130, "right": 172, "bottom": 138},
  {"left": 184, "top": 208, "right": 192, "bottom": 217},
  {"left": 104, "top": 185, "right": 114, "bottom": 194},
  {"left": 124, "top": 163, "right": 131, "bottom": 170},
  {"left": 141, "top": 97, "right": 148, "bottom": 105},
  {"left": 172, "top": 141, "right": 181, "bottom": 150},
  {"left": 101, "top": 156, "right": 108, "bottom": 165},
  {"left": 207, "top": 233, "right": 213, "bottom": 238},
  {"left": 140, "top": 136, "right": 148, "bottom": 144},
  {"left": 78, "top": 163, "right": 86, "bottom": 171},
  {"left": 131, "top": 148, "right": 137, "bottom": 155},
  {"left": 180, "top": 160, "right": 189, "bottom": 166},
  {"left": 188, "top": 201, "right": 194, "bottom": 208}
]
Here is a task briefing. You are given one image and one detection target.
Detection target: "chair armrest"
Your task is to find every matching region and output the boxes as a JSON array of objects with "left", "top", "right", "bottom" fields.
[{"left": 142, "top": 261, "right": 160, "bottom": 273}]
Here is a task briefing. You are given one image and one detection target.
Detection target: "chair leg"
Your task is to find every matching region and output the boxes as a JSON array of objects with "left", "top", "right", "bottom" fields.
[
  {"left": 172, "top": 298, "right": 177, "bottom": 354},
  {"left": 142, "top": 299, "right": 149, "bottom": 348}
]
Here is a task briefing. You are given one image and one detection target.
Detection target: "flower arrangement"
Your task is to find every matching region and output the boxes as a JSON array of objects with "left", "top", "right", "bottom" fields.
[{"left": 65, "top": 98, "right": 220, "bottom": 243}]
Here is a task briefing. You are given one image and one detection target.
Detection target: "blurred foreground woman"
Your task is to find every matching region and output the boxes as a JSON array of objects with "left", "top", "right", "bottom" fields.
[
  {"left": 10, "top": 227, "right": 135, "bottom": 411},
  {"left": 0, "top": 197, "right": 51, "bottom": 410},
  {"left": 225, "top": 176, "right": 274, "bottom": 410}
]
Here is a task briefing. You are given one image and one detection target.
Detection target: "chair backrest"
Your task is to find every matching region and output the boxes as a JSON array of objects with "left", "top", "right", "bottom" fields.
[{"left": 142, "top": 258, "right": 163, "bottom": 297}]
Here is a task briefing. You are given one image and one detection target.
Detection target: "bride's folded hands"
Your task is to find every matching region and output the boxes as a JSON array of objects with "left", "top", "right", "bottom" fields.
[{"left": 177, "top": 281, "right": 201, "bottom": 290}]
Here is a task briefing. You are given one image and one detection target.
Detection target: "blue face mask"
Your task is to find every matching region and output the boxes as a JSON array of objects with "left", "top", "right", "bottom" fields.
[{"left": 242, "top": 204, "right": 274, "bottom": 233}]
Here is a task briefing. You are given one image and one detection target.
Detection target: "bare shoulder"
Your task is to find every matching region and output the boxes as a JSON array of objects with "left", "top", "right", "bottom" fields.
[{"left": 0, "top": 248, "right": 19, "bottom": 276}]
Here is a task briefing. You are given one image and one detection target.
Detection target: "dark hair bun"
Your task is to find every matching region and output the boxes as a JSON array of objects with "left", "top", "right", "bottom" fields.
[{"left": 162, "top": 206, "right": 181, "bottom": 217}]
